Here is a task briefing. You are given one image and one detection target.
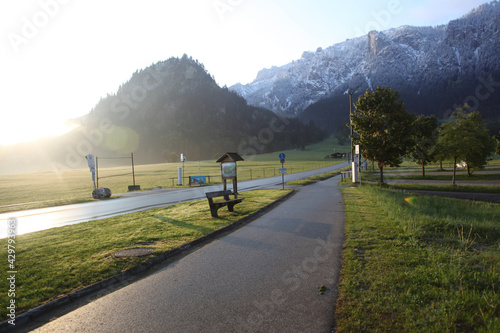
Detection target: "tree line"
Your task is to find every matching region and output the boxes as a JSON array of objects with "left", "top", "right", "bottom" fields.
[{"left": 350, "top": 86, "right": 498, "bottom": 185}]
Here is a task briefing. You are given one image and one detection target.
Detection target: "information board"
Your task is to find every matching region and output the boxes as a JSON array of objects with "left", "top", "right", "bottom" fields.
[{"left": 221, "top": 162, "right": 237, "bottom": 179}]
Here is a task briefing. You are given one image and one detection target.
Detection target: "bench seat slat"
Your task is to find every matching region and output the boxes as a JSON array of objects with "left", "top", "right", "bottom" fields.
[{"left": 206, "top": 190, "right": 233, "bottom": 198}]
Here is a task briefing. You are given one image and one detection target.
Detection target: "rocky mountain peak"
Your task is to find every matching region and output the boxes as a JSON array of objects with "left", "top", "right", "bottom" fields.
[{"left": 230, "top": 2, "right": 500, "bottom": 119}]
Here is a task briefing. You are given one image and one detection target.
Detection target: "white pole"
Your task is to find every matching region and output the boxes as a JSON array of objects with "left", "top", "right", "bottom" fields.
[{"left": 177, "top": 167, "right": 182, "bottom": 186}]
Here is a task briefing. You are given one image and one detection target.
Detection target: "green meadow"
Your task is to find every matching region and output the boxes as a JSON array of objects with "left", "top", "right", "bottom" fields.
[
  {"left": 2, "top": 137, "right": 499, "bottom": 329},
  {"left": 0, "top": 138, "right": 348, "bottom": 213},
  {"left": 336, "top": 184, "right": 499, "bottom": 332}
]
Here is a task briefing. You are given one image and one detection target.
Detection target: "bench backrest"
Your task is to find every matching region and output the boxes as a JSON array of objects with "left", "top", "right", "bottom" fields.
[{"left": 206, "top": 190, "right": 233, "bottom": 199}]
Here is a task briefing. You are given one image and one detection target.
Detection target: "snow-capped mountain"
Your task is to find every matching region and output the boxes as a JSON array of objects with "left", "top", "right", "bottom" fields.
[{"left": 230, "top": 1, "right": 500, "bottom": 119}]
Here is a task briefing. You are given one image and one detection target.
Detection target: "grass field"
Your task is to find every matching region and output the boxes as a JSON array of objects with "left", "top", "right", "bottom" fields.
[
  {"left": 0, "top": 138, "right": 348, "bottom": 213},
  {"left": 0, "top": 189, "right": 292, "bottom": 319},
  {"left": 2, "top": 137, "right": 499, "bottom": 328},
  {"left": 389, "top": 183, "right": 500, "bottom": 193},
  {"left": 385, "top": 173, "right": 500, "bottom": 181},
  {"left": 336, "top": 184, "right": 499, "bottom": 332},
  {"left": 356, "top": 154, "right": 500, "bottom": 193},
  {"left": 396, "top": 155, "right": 500, "bottom": 169}
]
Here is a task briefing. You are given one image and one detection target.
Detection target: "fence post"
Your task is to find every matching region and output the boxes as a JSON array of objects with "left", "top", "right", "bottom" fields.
[{"left": 131, "top": 152, "right": 136, "bottom": 186}]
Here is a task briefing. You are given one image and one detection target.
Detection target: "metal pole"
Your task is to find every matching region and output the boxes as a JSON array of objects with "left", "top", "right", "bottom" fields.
[
  {"left": 96, "top": 156, "right": 99, "bottom": 189},
  {"left": 358, "top": 151, "right": 361, "bottom": 173},
  {"left": 281, "top": 162, "right": 284, "bottom": 190},
  {"left": 131, "top": 152, "right": 136, "bottom": 186},
  {"left": 349, "top": 89, "right": 354, "bottom": 164},
  {"left": 359, "top": 153, "right": 362, "bottom": 185}
]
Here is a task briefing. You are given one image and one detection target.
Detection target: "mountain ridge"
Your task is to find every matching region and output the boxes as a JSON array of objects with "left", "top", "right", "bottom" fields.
[{"left": 230, "top": 1, "right": 500, "bottom": 129}]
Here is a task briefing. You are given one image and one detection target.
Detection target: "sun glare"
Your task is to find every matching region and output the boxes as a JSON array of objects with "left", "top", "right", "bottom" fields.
[{"left": 0, "top": 118, "right": 78, "bottom": 146}]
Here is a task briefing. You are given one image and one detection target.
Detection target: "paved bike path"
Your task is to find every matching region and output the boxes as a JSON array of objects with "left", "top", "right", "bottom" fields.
[{"left": 32, "top": 176, "right": 345, "bottom": 332}]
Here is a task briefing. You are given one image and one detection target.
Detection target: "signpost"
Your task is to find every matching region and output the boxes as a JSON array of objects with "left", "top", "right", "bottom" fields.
[
  {"left": 85, "top": 154, "right": 96, "bottom": 190},
  {"left": 279, "top": 153, "right": 286, "bottom": 189},
  {"left": 180, "top": 153, "right": 186, "bottom": 185},
  {"left": 356, "top": 145, "right": 361, "bottom": 184},
  {"left": 352, "top": 145, "right": 360, "bottom": 183}
]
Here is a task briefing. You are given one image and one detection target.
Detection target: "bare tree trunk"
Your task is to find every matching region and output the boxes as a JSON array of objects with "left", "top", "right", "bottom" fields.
[
  {"left": 467, "top": 164, "right": 471, "bottom": 177},
  {"left": 422, "top": 161, "right": 425, "bottom": 177}
]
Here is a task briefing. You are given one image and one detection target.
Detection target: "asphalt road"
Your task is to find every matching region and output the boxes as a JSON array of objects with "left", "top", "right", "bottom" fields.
[
  {"left": 0, "top": 163, "right": 347, "bottom": 238},
  {"left": 30, "top": 176, "right": 345, "bottom": 333}
]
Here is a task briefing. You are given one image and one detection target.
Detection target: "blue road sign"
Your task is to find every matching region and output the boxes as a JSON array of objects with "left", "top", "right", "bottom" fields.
[{"left": 279, "top": 153, "right": 285, "bottom": 159}]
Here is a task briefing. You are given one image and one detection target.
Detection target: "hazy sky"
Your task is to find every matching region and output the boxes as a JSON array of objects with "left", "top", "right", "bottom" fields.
[{"left": 0, "top": 0, "right": 491, "bottom": 146}]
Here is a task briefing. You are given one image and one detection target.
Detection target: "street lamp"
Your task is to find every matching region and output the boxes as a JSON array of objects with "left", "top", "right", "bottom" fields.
[{"left": 348, "top": 89, "right": 354, "bottom": 165}]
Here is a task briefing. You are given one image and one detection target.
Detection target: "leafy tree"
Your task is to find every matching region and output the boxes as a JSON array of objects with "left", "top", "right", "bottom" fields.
[
  {"left": 494, "top": 121, "right": 500, "bottom": 155},
  {"left": 351, "top": 86, "right": 415, "bottom": 184},
  {"left": 434, "top": 106, "right": 496, "bottom": 185},
  {"left": 408, "top": 115, "right": 439, "bottom": 177}
]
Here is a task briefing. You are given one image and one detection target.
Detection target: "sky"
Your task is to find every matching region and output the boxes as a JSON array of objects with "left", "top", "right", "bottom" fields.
[{"left": 0, "top": 0, "right": 491, "bottom": 146}]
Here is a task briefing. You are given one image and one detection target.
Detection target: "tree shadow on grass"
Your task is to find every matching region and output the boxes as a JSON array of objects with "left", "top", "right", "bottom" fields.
[{"left": 152, "top": 215, "right": 213, "bottom": 234}]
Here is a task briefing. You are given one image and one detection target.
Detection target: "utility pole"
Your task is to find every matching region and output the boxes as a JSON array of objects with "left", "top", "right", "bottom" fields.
[{"left": 349, "top": 89, "right": 354, "bottom": 164}]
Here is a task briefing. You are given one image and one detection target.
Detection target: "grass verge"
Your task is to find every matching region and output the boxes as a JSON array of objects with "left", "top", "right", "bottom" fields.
[
  {"left": 0, "top": 189, "right": 292, "bottom": 319},
  {"left": 389, "top": 183, "right": 500, "bottom": 194},
  {"left": 386, "top": 173, "right": 500, "bottom": 181},
  {"left": 336, "top": 185, "right": 499, "bottom": 332}
]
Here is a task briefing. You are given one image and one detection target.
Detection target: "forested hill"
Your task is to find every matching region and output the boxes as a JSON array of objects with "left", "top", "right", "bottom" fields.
[
  {"left": 0, "top": 55, "right": 323, "bottom": 173},
  {"left": 83, "top": 55, "right": 323, "bottom": 163}
]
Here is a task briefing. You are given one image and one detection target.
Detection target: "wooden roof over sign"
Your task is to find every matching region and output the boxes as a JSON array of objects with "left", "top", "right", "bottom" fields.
[{"left": 216, "top": 152, "right": 244, "bottom": 163}]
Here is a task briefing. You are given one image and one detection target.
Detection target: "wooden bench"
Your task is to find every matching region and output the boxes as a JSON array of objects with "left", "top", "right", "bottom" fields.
[{"left": 205, "top": 190, "right": 244, "bottom": 218}]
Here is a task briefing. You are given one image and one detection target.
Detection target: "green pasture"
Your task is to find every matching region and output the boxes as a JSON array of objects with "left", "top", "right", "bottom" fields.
[
  {"left": 336, "top": 185, "right": 499, "bottom": 332},
  {"left": 0, "top": 138, "right": 347, "bottom": 212}
]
